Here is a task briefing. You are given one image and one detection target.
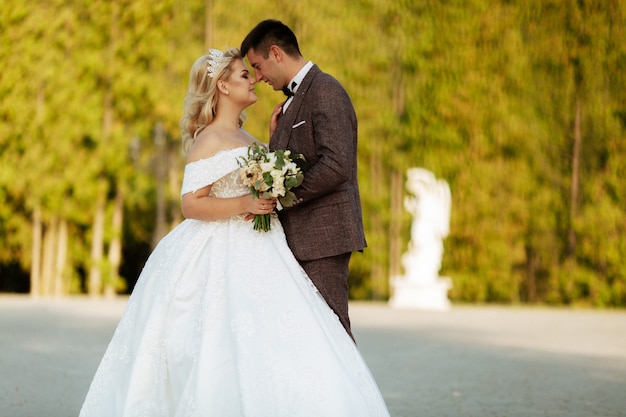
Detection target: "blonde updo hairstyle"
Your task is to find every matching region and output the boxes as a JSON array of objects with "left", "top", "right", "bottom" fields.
[{"left": 180, "top": 48, "right": 246, "bottom": 153}]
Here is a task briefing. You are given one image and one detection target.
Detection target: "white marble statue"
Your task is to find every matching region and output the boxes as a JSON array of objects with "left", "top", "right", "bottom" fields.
[
  {"left": 390, "top": 168, "right": 452, "bottom": 310},
  {"left": 402, "top": 168, "right": 451, "bottom": 283}
]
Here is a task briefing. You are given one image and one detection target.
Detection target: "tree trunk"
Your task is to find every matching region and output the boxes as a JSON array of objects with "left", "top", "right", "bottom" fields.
[
  {"left": 387, "top": 41, "right": 405, "bottom": 291},
  {"left": 89, "top": 182, "right": 106, "bottom": 296},
  {"left": 41, "top": 218, "right": 57, "bottom": 296},
  {"left": 389, "top": 168, "right": 403, "bottom": 279},
  {"left": 105, "top": 188, "right": 124, "bottom": 297},
  {"left": 369, "top": 137, "right": 386, "bottom": 300},
  {"left": 568, "top": 98, "right": 581, "bottom": 257},
  {"left": 30, "top": 206, "right": 42, "bottom": 296},
  {"left": 524, "top": 243, "right": 537, "bottom": 302},
  {"left": 370, "top": 211, "right": 385, "bottom": 300},
  {"left": 204, "top": 0, "right": 214, "bottom": 50},
  {"left": 53, "top": 217, "right": 68, "bottom": 296}
]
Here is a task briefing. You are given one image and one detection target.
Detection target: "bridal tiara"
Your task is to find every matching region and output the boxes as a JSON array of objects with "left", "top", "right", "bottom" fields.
[{"left": 206, "top": 49, "right": 226, "bottom": 78}]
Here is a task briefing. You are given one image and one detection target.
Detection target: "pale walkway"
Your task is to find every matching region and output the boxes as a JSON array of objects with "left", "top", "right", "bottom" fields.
[{"left": 0, "top": 296, "right": 625, "bottom": 417}]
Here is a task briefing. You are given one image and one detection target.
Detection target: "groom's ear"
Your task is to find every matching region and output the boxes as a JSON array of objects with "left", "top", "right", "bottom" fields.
[{"left": 269, "top": 45, "right": 283, "bottom": 62}]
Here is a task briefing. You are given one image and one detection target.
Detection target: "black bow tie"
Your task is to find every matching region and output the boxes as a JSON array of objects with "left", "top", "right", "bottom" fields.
[{"left": 282, "top": 81, "right": 297, "bottom": 98}]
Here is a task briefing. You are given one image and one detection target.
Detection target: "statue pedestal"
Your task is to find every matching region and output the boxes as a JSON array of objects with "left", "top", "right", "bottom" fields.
[{"left": 389, "top": 277, "right": 452, "bottom": 311}]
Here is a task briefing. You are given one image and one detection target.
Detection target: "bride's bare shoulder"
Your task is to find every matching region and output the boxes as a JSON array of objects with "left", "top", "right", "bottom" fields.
[
  {"left": 186, "top": 126, "right": 263, "bottom": 164},
  {"left": 186, "top": 130, "right": 232, "bottom": 163}
]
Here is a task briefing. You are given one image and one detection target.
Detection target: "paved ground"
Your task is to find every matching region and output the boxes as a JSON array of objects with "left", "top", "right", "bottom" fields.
[{"left": 0, "top": 296, "right": 625, "bottom": 417}]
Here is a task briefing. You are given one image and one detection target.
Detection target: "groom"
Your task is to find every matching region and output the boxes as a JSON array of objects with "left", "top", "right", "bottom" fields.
[{"left": 241, "top": 20, "right": 367, "bottom": 341}]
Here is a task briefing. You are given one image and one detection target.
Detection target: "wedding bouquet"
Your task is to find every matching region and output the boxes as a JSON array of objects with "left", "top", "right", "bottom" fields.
[{"left": 238, "top": 143, "right": 305, "bottom": 231}]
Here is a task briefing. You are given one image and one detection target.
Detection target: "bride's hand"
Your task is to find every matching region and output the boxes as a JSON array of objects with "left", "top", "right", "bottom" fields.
[
  {"left": 244, "top": 195, "right": 276, "bottom": 220},
  {"left": 269, "top": 103, "right": 282, "bottom": 137}
]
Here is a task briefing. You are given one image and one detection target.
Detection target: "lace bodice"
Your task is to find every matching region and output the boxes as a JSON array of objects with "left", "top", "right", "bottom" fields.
[
  {"left": 208, "top": 170, "right": 249, "bottom": 198},
  {"left": 180, "top": 147, "right": 249, "bottom": 198}
]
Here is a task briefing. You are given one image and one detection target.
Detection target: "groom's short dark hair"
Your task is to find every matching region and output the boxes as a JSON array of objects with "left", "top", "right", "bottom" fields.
[{"left": 241, "top": 19, "right": 301, "bottom": 58}]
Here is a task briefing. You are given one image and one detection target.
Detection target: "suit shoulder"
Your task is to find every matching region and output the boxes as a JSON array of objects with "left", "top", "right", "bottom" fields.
[
  {"left": 312, "top": 70, "right": 344, "bottom": 88},
  {"left": 310, "top": 72, "right": 351, "bottom": 101}
]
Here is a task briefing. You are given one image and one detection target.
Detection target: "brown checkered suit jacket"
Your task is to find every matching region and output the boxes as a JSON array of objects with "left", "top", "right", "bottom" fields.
[{"left": 270, "top": 65, "right": 367, "bottom": 262}]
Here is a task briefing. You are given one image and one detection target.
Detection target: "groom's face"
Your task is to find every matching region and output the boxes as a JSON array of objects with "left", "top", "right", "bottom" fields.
[{"left": 246, "top": 47, "right": 283, "bottom": 92}]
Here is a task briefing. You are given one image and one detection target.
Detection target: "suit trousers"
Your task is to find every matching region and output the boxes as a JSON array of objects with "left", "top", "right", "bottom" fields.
[{"left": 299, "top": 252, "right": 354, "bottom": 342}]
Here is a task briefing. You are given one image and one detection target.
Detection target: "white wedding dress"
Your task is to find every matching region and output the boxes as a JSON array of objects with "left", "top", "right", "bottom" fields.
[{"left": 79, "top": 146, "right": 390, "bottom": 417}]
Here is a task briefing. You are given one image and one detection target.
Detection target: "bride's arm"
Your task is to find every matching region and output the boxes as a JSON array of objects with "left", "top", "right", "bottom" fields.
[{"left": 181, "top": 185, "right": 275, "bottom": 221}]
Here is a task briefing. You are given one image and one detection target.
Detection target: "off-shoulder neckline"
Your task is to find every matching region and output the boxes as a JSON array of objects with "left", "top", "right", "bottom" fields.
[{"left": 185, "top": 146, "right": 248, "bottom": 167}]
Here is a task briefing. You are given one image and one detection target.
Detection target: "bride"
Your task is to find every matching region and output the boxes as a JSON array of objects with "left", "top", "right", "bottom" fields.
[{"left": 78, "top": 48, "right": 390, "bottom": 417}]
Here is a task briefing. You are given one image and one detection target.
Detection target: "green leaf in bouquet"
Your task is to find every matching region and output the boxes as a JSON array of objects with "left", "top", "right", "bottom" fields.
[
  {"left": 294, "top": 172, "right": 304, "bottom": 187},
  {"left": 279, "top": 191, "right": 298, "bottom": 208},
  {"left": 262, "top": 171, "right": 274, "bottom": 187},
  {"left": 274, "top": 151, "right": 286, "bottom": 169},
  {"left": 284, "top": 175, "right": 298, "bottom": 189}
]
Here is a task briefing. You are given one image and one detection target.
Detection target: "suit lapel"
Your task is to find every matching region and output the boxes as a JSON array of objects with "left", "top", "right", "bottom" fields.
[
  {"left": 270, "top": 66, "right": 320, "bottom": 151},
  {"left": 270, "top": 113, "right": 291, "bottom": 151}
]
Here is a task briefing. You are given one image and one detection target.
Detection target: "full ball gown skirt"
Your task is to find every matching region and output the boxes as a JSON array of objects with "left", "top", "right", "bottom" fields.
[{"left": 79, "top": 147, "right": 390, "bottom": 417}]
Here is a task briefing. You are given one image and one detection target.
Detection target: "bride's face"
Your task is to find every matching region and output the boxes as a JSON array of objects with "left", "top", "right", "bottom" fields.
[{"left": 224, "top": 59, "right": 258, "bottom": 107}]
